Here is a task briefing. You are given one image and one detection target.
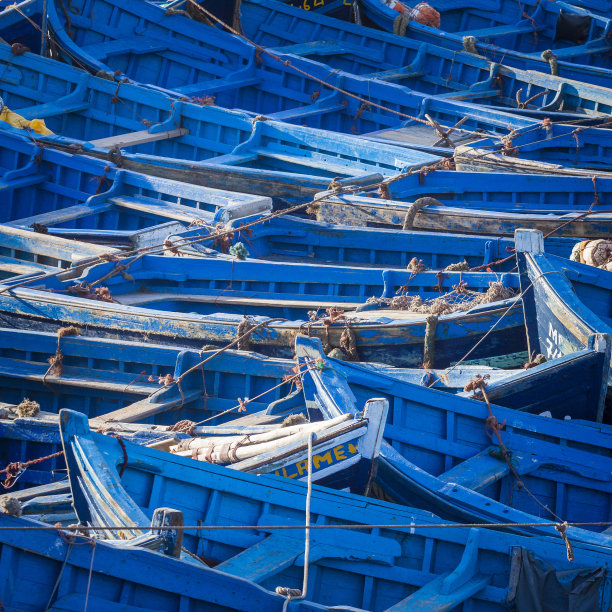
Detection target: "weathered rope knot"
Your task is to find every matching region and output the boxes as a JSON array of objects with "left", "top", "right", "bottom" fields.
[
  {"left": 251, "top": 114, "right": 267, "bottom": 125},
  {"left": 107, "top": 146, "right": 124, "bottom": 166},
  {"left": 485, "top": 414, "right": 506, "bottom": 438},
  {"left": 30, "top": 222, "right": 48, "bottom": 233},
  {"left": 15, "top": 398, "right": 40, "bottom": 417},
  {"left": 45, "top": 326, "right": 81, "bottom": 381},
  {"left": 523, "top": 353, "right": 546, "bottom": 369},
  {"left": 502, "top": 139, "right": 518, "bottom": 157},
  {"left": 168, "top": 419, "right": 197, "bottom": 435},
  {"left": 339, "top": 322, "right": 359, "bottom": 361},
  {"left": 95, "top": 69, "right": 116, "bottom": 81},
  {"left": 11, "top": 42, "right": 29, "bottom": 56},
  {"left": 541, "top": 49, "right": 558, "bottom": 76},
  {"left": 327, "top": 177, "right": 343, "bottom": 193},
  {"left": 403, "top": 197, "right": 441, "bottom": 230},
  {"left": 0, "top": 495, "right": 22, "bottom": 516},
  {"left": 555, "top": 521, "right": 575, "bottom": 562},
  {"left": 2, "top": 463, "right": 23, "bottom": 490},
  {"left": 377, "top": 182, "right": 390, "bottom": 199},
  {"left": 163, "top": 237, "right": 183, "bottom": 257},
  {"left": 408, "top": 257, "right": 427, "bottom": 274},
  {"left": 237, "top": 318, "right": 255, "bottom": 351},
  {"left": 462, "top": 35, "right": 478, "bottom": 54},
  {"left": 115, "top": 262, "right": 134, "bottom": 281},
  {"left": 464, "top": 374, "right": 490, "bottom": 394},
  {"left": 393, "top": 13, "right": 410, "bottom": 36}
]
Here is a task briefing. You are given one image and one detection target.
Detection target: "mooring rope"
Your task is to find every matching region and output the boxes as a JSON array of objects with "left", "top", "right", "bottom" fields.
[{"left": 279, "top": 431, "right": 313, "bottom": 610}]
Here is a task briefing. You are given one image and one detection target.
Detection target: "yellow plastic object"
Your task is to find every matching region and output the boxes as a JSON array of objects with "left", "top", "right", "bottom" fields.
[{"left": 0, "top": 106, "right": 53, "bottom": 135}]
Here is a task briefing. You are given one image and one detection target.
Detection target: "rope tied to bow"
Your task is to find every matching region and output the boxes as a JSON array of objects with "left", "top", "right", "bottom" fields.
[
  {"left": 555, "top": 521, "right": 575, "bottom": 562},
  {"left": 393, "top": 13, "right": 410, "bottom": 36},
  {"left": 1, "top": 450, "right": 64, "bottom": 489},
  {"left": 541, "top": 49, "right": 558, "bottom": 76}
]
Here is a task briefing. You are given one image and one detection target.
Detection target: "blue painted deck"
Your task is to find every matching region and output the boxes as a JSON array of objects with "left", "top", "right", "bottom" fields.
[
  {"left": 457, "top": 122, "right": 612, "bottom": 173},
  {"left": 316, "top": 169, "right": 612, "bottom": 237}
]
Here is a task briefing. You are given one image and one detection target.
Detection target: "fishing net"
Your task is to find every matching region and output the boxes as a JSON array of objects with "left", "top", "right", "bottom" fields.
[
  {"left": 571, "top": 239, "right": 612, "bottom": 271},
  {"left": 365, "top": 281, "right": 517, "bottom": 316}
]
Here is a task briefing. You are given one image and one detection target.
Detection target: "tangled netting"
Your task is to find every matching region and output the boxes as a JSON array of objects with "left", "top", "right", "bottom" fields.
[
  {"left": 571, "top": 239, "right": 612, "bottom": 271},
  {"left": 365, "top": 282, "right": 517, "bottom": 316}
]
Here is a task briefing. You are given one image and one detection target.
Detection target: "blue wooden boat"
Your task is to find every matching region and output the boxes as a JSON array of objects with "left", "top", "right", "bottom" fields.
[
  {"left": 456, "top": 122, "right": 612, "bottom": 174},
  {"left": 0, "top": 325, "right": 521, "bottom": 496},
  {"left": 4, "top": 399, "right": 388, "bottom": 495},
  {"left": 184, "top": 213, "right": 575, "bottom": 270},
  {"left": 35, "top": 0, "right": 612, "bottom": 125},
  {"left": 0, "top": 47, "right": 436, "bottom": 206},
  {"left": 0, "top": 125, "right": 578, "bottom": 268},
  {"left": 515, "top": 228, "right": 612, "bottom": 382},
  {"left": 357, "top": 0, "right": 612, "bottom": 72},
  {"left": 295, "top": 334, "right": 612, "bottom": 551},
  {"left": 0, "top": 252, "right": 524, "bottom": 366},
  {"left": 45, "top": 407, "right": 612, "bottom": 610},
  {"left": 216, "top": 0, "right": 612, "bottom": 89},
  {"left": 0, "top": 326, "right": 515, "bottom": 424},
  {"left": 0, "top": 513, "right": 332, "bottom": 612},
  {"left": 316, "top": 193, "right": 612, "bottom": 238},
  {"left": 0, "top": 129, "right": 272, "bottom": 249},
  {"left": 315, "top": 169, "right": 612, "bottom": 237}
]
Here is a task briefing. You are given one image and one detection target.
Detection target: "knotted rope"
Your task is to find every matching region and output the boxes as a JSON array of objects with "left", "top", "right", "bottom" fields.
[
  {"left": 462, "top": 35, "right": 478, "bottom": 54},
  {"left": 43, "top": 326, "right": 81, "bottom": 383},
  {"left": 541, "top": 49, "right": 559, "bottom": 76},
  {"left": 237, "top": 317, "right": 255, "bottom": 351},
  {"left": 393, "top": 13, "right": 410, "bottom": 36},
  {"left": 467, "top": 376, "right": 574, "bottom": 561},
  {"left": 0, "top": 450, "right": 64, "bottom": 489}
]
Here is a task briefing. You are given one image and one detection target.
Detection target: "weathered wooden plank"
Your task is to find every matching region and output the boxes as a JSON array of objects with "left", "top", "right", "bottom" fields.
[{"left": 90, "top": 128, "right": 189, "bottom": 149}]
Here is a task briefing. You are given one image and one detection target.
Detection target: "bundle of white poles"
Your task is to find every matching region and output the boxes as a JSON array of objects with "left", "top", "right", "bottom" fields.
[{"left": 169, "top": 414, "right": 354, "bottom": 463}]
